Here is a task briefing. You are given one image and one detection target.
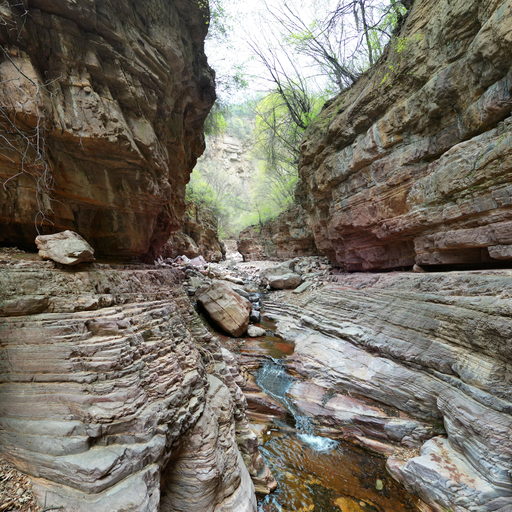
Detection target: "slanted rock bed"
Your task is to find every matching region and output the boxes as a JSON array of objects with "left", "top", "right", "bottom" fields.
[
  {"left": 264, "top": 269, "right": 512, "bottom": 512},
  {"left": 0, "top": 251, "right": 269, "bottom": 511},
  {"left": 185, "top": 256, "right": 512, "bottom": 512}
]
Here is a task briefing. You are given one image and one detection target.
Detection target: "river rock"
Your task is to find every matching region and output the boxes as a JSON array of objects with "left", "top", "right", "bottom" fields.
[
  {"left": 261, "top": 262, "right": 302, "bottom": 290},
  {"left": 197, "top": 282, "right": 252, "bottom": 337},
  {"left": 35, "top": 230, "right": 95, "bottom": 265},
  {"left": 293, "top": 281, "right": 313, "bottom": 294},
  {"left": 267, "top": 273, "right": 302, "bottom": 290},
  {"left": 247, "top": 326, "right": 266, "bottom": 338}
]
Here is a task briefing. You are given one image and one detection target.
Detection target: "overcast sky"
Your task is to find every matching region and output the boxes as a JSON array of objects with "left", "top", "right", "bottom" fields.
[{"left": 205, "top": 0, "right": 339, "bottom": 102}]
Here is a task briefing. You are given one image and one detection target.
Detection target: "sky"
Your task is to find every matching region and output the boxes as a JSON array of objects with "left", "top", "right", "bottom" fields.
[{"left": 205, "top": 0, "right": 339, "bottom": 102}]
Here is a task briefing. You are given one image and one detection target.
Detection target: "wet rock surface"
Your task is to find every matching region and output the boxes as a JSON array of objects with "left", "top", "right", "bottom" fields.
[{"left": 262, "top": 269, "right": 512, "bottom": 511}]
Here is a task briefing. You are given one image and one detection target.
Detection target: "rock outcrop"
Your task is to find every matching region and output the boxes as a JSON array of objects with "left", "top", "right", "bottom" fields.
[
  {"left": 238, "top": 205, "right": 317, "bottom": 261},
  {"left": 0, "top": 256, "right": 260, "bottom": 511},
  {"left": 297, "top": 0, "right": 512, "bottom": 270},
  {"left": 264, "top": 270, "right": 512, "bottom": 511},
  {"left": 0, "top": 0, "right": 214, "bottom": 260},
  {"left": 162, "top": 201, "right": 225, "bottom": 262}
]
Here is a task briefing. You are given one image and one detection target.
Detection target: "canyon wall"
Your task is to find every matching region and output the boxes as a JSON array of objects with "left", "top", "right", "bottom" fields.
[
  {"left": 295, "top": 0, "right": 512, "bottom": 270},
  {"left": 237, "top": 205, "right": 317, "bottom": 261},
  {"left": 0, "top": 2, "right": 263, "bottom": 510},
  {"left": 0, "top": 0, "right": 214, "bottom": 260},
  {"left": 161, "top": 201, "right": 225, "bottom": 262}
]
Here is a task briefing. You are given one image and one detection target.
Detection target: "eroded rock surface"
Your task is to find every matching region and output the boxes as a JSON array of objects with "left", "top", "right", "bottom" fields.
[
  {"left": 0, "top": 0, "right": 214, "bottom": 260},
  {"left": 238, "top": 205, "right": 317, "bottom": 262},
  {"left": 295, "top": 0, "right": 512, "bottom": 270},
  {"left": 162, "top": 201, "right": 225, "bottom": 262},
  {"left": 197, "top": 282, "right": 252, "bottom": 337},
  {"left": 264, "top": 270, "right": 512, "bottom": 511},
  {"left": 0, "top": 256, "right": 260, "bottom": 511}
]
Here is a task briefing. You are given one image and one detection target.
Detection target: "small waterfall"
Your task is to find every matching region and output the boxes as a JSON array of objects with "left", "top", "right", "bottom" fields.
[{"left": 256, "top": 358, "right": 338, "bottom": 453}]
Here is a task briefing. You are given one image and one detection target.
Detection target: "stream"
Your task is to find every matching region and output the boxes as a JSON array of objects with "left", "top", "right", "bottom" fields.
[{"left": 243, "top": 328, "right": 422, "bottom": 512}]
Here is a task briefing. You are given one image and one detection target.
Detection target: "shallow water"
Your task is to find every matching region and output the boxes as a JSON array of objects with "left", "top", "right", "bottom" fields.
[
  {"left": 258, "top": 427, "right": 420, "bottom": 512},
  {"left": 252, "top": 340, "right": 421, "bottom": 512}
]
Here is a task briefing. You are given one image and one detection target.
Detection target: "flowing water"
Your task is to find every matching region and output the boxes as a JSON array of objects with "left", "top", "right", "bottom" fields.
[{"left": 252, "top": 338, "right": 422, "bottom": 512}]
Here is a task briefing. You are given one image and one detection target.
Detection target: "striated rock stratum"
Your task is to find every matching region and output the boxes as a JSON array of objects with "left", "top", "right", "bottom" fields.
[
  {"left": 0, "top": 0, "right": 215, "bottom": 260},
  {"left": 265, "top": 270, "right": 512, "bottom": 511},
  {"left": 299, "top": 0, "right": 512, "bottom": 270},
  {"left": 161, "top": 201, "right": 225, "bottom": 262},
  {"left": 0, "top": 257, "right": 262, "bottom": 511}
]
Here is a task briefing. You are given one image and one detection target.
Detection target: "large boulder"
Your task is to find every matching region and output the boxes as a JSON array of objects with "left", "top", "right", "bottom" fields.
[
  {"left": 261, "top": 262, "right": 302, "bottom": 290},
  {"left": 35, "top": 230, "right": 95, "bottom": 265},
  {"left": 197, "top": 282, "right": 252, "bottom": 337}
]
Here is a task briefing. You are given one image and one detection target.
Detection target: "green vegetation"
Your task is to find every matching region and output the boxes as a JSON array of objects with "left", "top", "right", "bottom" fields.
[{"left": 188, "top": 0, "right": 414, "bottom": 238}]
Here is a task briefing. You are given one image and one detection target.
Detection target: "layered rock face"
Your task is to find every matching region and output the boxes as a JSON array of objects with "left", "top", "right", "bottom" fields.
[
  {"left": 0, "top": 0, "right": 214, "bottom": 260},
  {"left": 237, "top": 205, "right": 317, "bottom": 261},
  {"left": 162, "top": 201, "right": 225, "bottom": 262},
  {"left": 299, "top": 0, "right": 512, "bottom": 270},
  {"left": 265, "top": 271, "right": 512, "bottom": 511},
  {"left": 0, "top": 256, "right": 258, "bottom": 511}
]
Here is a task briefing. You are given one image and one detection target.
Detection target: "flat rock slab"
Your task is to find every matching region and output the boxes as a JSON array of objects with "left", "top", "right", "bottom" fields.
[
  {"left": 36, "top": 230, "right": 95, "bottom": 265},
  {"left": 197, "top": 282, "right": 252, "bottom": 337}
]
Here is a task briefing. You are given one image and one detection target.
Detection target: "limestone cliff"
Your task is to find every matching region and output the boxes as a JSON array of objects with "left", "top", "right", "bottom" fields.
[
  {"left": 0, "top": 0, "right": 214, "bottom": 260},
  {"left": 299, "top": 0, "right": 512, "bottom": 270}
]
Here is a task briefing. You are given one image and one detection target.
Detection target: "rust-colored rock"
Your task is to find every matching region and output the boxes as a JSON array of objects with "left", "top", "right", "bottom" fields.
[
  {"left": 161, "top": 201, "right": 225, "bottom": 262},
  {"left": 298, "top": 0, "right": 512, "bottom": 270},
  {"left": 0, "top": 0, "right": 214, "bottom": 260},
  {"left": 238, "top": 205, "right": 317, "bottom": 262}
]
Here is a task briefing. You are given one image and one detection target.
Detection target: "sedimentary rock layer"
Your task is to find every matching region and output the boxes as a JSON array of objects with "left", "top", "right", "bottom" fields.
[
  {"left": 162, "top": 201, "right": 225, "bottom": 262},
  {"left": 238, "top": 205, "right": 317, "bottom": 261},
  {"left": 299, "top": 0, "right": 512, "bottom": 270},
  {"left": 264, "top": 271, "right": 512, "bottom": 511},
  {"left": 0, "top": 0, "right": 214, "bottom": 259},
  {"left": 0, "top": 257, "right": 258, "bottom": 511}
]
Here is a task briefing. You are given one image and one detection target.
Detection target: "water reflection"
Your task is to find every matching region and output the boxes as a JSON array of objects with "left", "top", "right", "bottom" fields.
[{"left": 258, "top": 428, "right": 420, "bottom": 512}]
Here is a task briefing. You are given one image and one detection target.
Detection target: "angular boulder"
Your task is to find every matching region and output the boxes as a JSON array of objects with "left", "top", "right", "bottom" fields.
[
  {"left": 35, "top": 230, "right": 95, "bottom": 265},
  {"left": 267, "top": 273, "right": 302, "bottom": 290},
  {"left": 197, "top": 282, "right": 252, "bottom": 337},
  {"left": 261, "top": 262, "right": 302, "bottom": 290}
]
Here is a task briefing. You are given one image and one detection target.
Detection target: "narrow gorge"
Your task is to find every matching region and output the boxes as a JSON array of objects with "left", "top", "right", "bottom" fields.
[{"left": 0, "top": 1, "right": 511, "bottom": 512}]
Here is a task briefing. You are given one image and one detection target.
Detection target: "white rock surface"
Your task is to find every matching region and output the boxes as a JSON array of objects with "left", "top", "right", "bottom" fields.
[{"left": 35, "top": 230, "right": 95, "bottom": 265}]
